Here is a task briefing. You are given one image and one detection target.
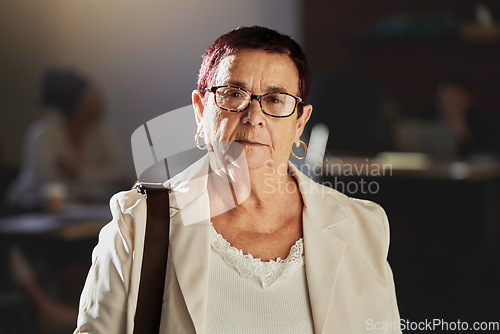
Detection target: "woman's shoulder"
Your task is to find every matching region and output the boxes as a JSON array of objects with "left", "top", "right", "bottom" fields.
[
  {"left": 110, "top": 188, "right": 147, "bottom": 212},
  {"left": 98, "top": 189, "right": 148, "bottom": 245},
  {"left": 342, "top": 194, "right": 389, "bottom": 234},
  {"left": 304, "top": 179, "right": 390, "bottom": 244},
  {"left": 297, "top": 170, "right": 386, "bottom": 215},
  {"left": 333, "top": 189, "right": 386, "bottom": 217},
  {"left": 291, "top": 163, "right": 388, "bottom": 227}
]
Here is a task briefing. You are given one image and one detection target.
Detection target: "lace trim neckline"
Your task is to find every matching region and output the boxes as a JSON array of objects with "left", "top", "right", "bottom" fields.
[{"left": 209, "top": 224, "right": 304, "bottom": 288}]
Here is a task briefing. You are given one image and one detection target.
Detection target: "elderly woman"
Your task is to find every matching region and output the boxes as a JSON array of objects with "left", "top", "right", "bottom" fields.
[{"left": 75, "top": 26, "right": 401, "bottom": 334}]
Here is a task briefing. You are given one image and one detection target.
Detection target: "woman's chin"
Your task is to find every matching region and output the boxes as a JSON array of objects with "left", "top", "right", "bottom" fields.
[
  {"left": 246, "top": 155, "right": 284, "bottom": 172},
  {"left": 239, "top": 149, "right": 265, "bottom": 167}
]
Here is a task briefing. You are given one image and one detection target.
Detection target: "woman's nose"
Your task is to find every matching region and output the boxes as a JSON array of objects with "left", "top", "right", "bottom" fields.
[{"left": 241, "top": 99, "right": 265, "bottom": 126}]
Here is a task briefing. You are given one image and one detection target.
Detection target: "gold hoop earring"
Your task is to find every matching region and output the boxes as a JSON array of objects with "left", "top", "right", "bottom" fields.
[
  {"left": 291, "top": 140, "right": 307, "bottom": 160},
  {"left": 195, "top": 132, "right": 207, "bottom": 150}
]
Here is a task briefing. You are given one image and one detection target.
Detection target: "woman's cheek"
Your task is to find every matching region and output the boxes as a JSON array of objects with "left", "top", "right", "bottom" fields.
[
  {"left": 203, "top": 110, "right": 221, "bottom": 143},
  {"left": 214, "top": 117, "right": 229, "bottom": 141}
]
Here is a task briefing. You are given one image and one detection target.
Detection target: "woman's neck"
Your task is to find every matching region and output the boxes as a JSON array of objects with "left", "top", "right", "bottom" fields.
[
  {"left": 249, "top": 163, "right": 297, "bottom": 204},
  {"left": 208, "top": 161, "right": 302, "bottom": 233}
]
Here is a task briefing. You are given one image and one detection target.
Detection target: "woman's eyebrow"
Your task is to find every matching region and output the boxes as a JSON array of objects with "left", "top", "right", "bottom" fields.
[
  {"left": 226, "top": 80, "right": 248, "bottom": 89},
  {"left": 266, "top": 86, "right": 288, "bottom": 93},
  {"left": 225, "top": 81, "right": 289, "bottom": 94}
]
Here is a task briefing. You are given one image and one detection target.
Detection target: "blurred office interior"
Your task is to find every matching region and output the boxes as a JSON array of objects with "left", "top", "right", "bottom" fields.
[
  {"left": 0, "top": 0, "right": 499, "bottom": 332},
  {"left": 303, "top": 0, "right": 500, "bottom": 325}
]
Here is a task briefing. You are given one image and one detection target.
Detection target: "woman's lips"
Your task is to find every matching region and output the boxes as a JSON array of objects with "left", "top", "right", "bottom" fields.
[{"left": 235, "top": 140, "right": 266, "bottom": 146}]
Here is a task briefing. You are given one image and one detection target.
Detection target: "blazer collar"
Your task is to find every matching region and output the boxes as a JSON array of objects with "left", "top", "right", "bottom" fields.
[
  {"left": 165, "top": 157, "right": 348, "bottom": 334},
  {"left": 287, "top": 163, "right": 348, "bottom": 228},
  {"left": 288, "top": 164, "right": 348, "bottom": 334},
  {"left": 164, "top": 155, "right": 212, "bottom": 334}
]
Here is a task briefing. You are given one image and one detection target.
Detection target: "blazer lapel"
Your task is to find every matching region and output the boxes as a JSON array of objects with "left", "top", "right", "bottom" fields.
[
  {"left": 165, "top": 156, "right": 212, "bottom": 334},
  {"left": 289, "top": 164, "right": 348, "bottom": 334}
]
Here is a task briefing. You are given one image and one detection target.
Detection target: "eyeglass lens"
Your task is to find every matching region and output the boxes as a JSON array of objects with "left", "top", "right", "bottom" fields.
[{"left": 215, "top": 86, "right": 296, "bottom": 117}]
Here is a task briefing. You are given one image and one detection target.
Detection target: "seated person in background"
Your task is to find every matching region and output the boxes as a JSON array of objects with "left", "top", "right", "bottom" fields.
[
  {"left": 437, "top": 78, "right": 500, "bottom": 158},
  {"left": 7, "top": 69, "right": 130, "bottom": 210},
  {"left": 6, "top": 69, "right": 131, "bottom": 332}
]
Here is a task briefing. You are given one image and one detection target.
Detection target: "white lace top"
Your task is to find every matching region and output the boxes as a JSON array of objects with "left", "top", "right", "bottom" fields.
[
  {"left": 210, "top": 225, "right": 305, "bottom": 288},
  {"left": 206, "top": 224, "right": 315, "bottom": 334}
]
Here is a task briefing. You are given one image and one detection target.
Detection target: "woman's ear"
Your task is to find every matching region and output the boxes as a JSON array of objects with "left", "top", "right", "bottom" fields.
[
  {"left": 295, "top": 104, "right": 313, "bottom": 146},
  {"left": 192, "top": 90, "right": 205, "bottom": 128}
]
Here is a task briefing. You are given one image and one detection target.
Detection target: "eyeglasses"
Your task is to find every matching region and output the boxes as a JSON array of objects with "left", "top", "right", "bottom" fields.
[{"left": 206, "top": 85, "right": 302, "bottom": 118}]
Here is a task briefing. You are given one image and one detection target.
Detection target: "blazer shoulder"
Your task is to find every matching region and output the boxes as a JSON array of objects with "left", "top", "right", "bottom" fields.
[
  {"left": 99, "top": 189, "right": 148, "bottom": 248},
  {"left": 331, "top": 187, "right": 387, "bottom": 221},
  {"left": 111, "top": 188, "right": 147, "bottom": 212},
  {"left": 324, "top": 188, "right": 390, "bottom": 248}
]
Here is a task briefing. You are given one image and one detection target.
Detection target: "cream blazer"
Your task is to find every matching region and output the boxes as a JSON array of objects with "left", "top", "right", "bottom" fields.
[{"left": 75, "top": 155, "right": 401, "bottom": 334}]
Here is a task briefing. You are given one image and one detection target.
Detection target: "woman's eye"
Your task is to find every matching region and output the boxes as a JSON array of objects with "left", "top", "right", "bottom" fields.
[
  {"left": 225, "top": 89, "right": 244, "bottom": 98},
  {"left": 265, "top": 95, "right": 285, "bottom": 104}
]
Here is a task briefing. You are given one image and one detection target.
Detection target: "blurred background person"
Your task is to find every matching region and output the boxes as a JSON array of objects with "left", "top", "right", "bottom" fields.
[
  {"left": 437, "top": 78, "right": 500, "bottom": 159},
  {"left": 3, "top": 69, "right": 132, "bottom": 333},
  {"left": 7, "top": 69, "right": 130, "bottom": 211},
  {"left": 392, "top": 77, "right": 500, "bottom": 161}
]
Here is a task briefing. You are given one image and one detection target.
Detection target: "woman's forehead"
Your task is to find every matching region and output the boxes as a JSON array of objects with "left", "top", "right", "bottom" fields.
[{"left": 214, "top": 50, "right": 299, "bottom": 94}]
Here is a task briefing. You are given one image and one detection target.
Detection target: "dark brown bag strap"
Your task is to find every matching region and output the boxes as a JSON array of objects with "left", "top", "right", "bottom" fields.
[{"left": 133, "top": 182, "right": 170, "bottom": 334}]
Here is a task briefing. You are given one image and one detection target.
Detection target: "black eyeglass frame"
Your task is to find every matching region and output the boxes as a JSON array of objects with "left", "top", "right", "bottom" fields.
[{"left": 206, "top": 85, "right": 303, "bottom": 118}]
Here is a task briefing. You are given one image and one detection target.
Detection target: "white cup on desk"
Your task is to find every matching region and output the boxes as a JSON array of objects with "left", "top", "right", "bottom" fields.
[{"left": 42, "top": 182, "right": 67, "bottom": 213}]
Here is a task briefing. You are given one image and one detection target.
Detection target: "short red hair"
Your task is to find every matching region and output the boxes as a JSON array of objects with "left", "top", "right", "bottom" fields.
[{"left": 197, "top": 26, "right": 311, "bottom": 117}]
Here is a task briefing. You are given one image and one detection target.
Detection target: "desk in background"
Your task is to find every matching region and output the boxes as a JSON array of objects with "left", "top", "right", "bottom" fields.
[
  {"left": 0, "top": 204, "right": 112, "bottom": 333},
  {"left": 0, "top": 204, "right": 111, "bottom": 240}
]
